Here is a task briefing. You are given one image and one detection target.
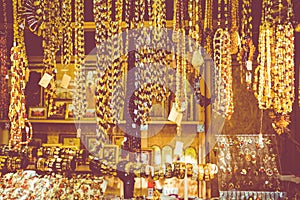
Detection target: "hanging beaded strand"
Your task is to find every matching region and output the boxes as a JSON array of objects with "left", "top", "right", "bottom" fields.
[
  {"left": 239, "top": 0, "right": 256, "bottom": 89},
  {"left": 73, "top": 0, "right": 87, "bottom": 123},
  {"left": 110, "top": 0, "right": 125, "bottom": 125},
  {"left": 42, "top": 0, "right": 61, "bottom": 117},
  {"left": 230, "top": 0, "right": 240, "bottom": 54},
  {"left": 9, "top": 0, "right": 32, "bottom": 150},
  {"left": 204, "top": 0, "right": 213, "bottom": 57},
  {"left": 213, "top": 0, "right": 234, "bottom": 119},
  {"left": 0, "top": 0, "right": 9, "bottom": 119},
  {"left": 254, "top": 0, "right": 294, "bottom": 135},
  {"left": 94, "top": 0, "right": 112, "bottom": 147}
]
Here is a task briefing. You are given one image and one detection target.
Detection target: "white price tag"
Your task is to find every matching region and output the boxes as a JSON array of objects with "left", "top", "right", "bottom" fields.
[
  {"left": 60, "top": 74, "right": 71, "bottom": 89},
  {"left": 246, "top": 60, "right": 252, "bottom": 70},
  {"left": 168, "top": 106, "right": 183, "bottom": 125},
  {"left": 38, "top": 73, "right": 53, "bottom": 88}
]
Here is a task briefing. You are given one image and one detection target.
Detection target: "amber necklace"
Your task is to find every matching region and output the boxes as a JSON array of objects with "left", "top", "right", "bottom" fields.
[
  {"left": 0, "top": 0, "right": 9, "bottom": 118},
  {"left": 203, "top": 0, "right": 213, "bottom": 56},
  {"left": 213, "top": 0, "right": 234, "bottom": 119},
  {"left": 73, "top": 0, "right": 87, "bottom": 122},
  {"left": 9, "top": 0, "right": 32, "bottom": 150}
]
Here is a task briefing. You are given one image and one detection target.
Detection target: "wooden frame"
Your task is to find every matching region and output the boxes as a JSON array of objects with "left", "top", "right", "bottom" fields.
[
  {"left": 102, "top": 144, "right": 119, "bottom": 163},
  {"left": 28, "top": 107, "right": 47, "bottom": 119},
  {"left": 65, "top": 103, "right": 75, "bottom": 119},
  {"left": 86, "top": 135, "right": 101, "bottom": 157},
  {"left": 63, "top": 137, "right": 81, "bottom": 149},
  {"left": 84, "top": 68, "right": 97, "bottom": 109},
  {"left": 50, "top": 99, "right": 70, "bottom": 119},
  {"left": 59, "top": 134, "right": 77, "bottom": 143}
]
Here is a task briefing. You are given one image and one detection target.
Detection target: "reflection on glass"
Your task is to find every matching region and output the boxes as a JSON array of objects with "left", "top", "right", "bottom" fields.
[
  {"left": 152, "top": 145, "right": 161, "bottom": 166},
  {"left": 184, "top": 147, "right": 197, "bottom": 164},
  {"left": 162, "top": 146, "right": 173, "bottom": 164}
]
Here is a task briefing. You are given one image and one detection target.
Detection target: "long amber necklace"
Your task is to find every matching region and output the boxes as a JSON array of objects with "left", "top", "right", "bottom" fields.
[
  {"left": 254, "top": 0, "right": 294, "bottom": 135},
  {"left": 42, "top": 0, "right": 61, "bottom": 117},
  {"left": 230, "top": 0, "right": 240, "bottom": 54},
  {"left": 213, "top": 0, "right": 234, "bottom": 119},
  {"left": 73, "top": 0, "right": 87, "bottom": 122},
  {"left": 9, "top": 0, "right": 32, "bottom": 150},
  {"left": 0, "top": 0, "right": 9, "bottom": 118},
  {"left": 94, "top": 0, "right": 112, "bottom": 147},
  {"left": 203, "top": 0, "right": 213, "bottom": 57},
  {"left": 238, "top": 0, "right": 255, "bottom": 89}
]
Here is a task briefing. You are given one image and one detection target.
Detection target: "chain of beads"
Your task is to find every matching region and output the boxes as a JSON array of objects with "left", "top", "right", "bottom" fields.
[
  {"left": 0, "top": 0, "right": 9, "bottom": 119},
  {"left": 8, "top": 0, "right": 32, "bottom": 150}
]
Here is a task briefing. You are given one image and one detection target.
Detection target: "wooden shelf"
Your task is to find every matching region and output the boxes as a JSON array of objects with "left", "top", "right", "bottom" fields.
[{"left": 0, "top": 119, "right": 201, "bottom": 125}]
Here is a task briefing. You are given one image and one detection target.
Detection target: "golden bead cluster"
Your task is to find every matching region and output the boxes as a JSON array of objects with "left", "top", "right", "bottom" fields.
[{"left": 254, "top": 0, "right": 295, "bottom": 134}]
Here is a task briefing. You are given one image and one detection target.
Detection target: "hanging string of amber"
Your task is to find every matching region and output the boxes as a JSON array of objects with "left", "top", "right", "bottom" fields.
[
  {"left": 94, "top": 0, "right": 112, "bottom": 147},
  {"left": 173, "top": 0, "right": 187, "bottom": 113},
  {"left": 94, "top": 0, "right": 125, "bottom": 148},
  {"left": 213, "top": 0, "right": 234, "bottom": 119},
  {"left": 134, "top": 0, "right": 169, "bottom": 125},
  {"left": 0, "top": 0, "right": 9, "bottom": 118},
  {"left": 60, "top": 0, "right": 73, "bottom": 73},
  {"left": 230, "top": 0, "right": 240, "bottom": 54},
  {"left": 238, "top": 0, "right": 255, "bottom": 89},
  {"left": 8, "top": 0, "right": 32, "bottom": 150},
  {"left": 73, "top": 0, "right": 87, "bottom": 121},
  {"left": 109, "top": 0, "right": 124, "bottom": 125},
  {"left": 254, "top": 0, "right": 294, "bottom": 135},
  {"left": 255, "top": 0, "right": 274, "bottom": 110},
  {"left": 203, "top": 0, "right": 213, "bottom": 57},
  {"left": 42, "top": 0, "right": 61, "bottom": 117}
]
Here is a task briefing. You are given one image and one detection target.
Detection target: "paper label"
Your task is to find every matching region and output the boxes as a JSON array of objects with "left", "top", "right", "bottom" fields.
[
  {"left": 60, "top": 74, "right": 71, "bottom": 89},
  {"left": 38, "top": 73, "right": 53, "bottom": 88},
  {"left": 168, "top": 106, "right": 183, "bottom": 125},
  {"left": 163, "top": 188, "right": 178, "bottom": 195},
  {"left": 246, "top": 60, "right": 252, "bottom": 70}
]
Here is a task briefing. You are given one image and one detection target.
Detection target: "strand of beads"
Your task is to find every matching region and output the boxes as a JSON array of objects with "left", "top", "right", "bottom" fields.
[
  {"left": 255, "top": 0, "right": 294, "bottom": 135},
  {"left": 230, "top": 0, "right": 240, "bottom": 55},
  {"left": 110, "top": 0, "right": 125, "bottom": 125},
  {"left": 238, "top": 0, "right": 256, "bottom": 89},
  {"left": 94, "top": 0, "right": 112, "bottom": 147},
  {"left": 272, "top": 7, "right": 294, "bottom": 115},
  {"left": 213, "top": 0, "right": 234, "bottom": 119},
  {"left": 73, "top": 0, "right": 87, "bottom": 122},
  {"left": 9, "top": 0, "right": 32, "bottom": 150},
  {"left": 255, "top": 0, "right": 274, "bottom": 110},
  {"left": 60, "top": 0, "right": 73, "bottom": 73},
  {"left": 203, "top": 0, "right": 213, "bottom": 57},
  {"left": 0, "top": 0, "right": 9, "bottom": 119},
  {"left": 42, "top": 0, "right": 61, "bottom": 117}
]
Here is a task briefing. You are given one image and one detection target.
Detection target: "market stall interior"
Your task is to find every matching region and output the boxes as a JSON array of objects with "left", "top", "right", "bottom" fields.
[{"left": 0, "top": 0, "right": 300, "bottom": 199}]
